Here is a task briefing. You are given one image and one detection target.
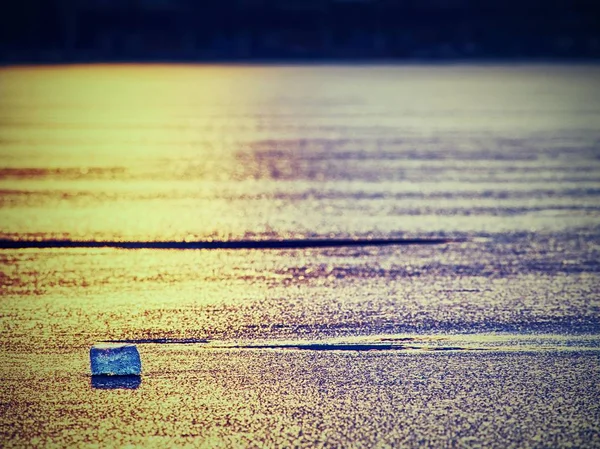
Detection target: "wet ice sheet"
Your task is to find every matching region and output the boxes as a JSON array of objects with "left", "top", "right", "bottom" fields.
[
  {"left": 1, "top": 239, "right": 598, "bottom": 354},
  {"left": 1, "top": 64, "right": 600, "bottom": 448},
  {"left": 1, "top": 65, "right": 600, "bottom": 241}
]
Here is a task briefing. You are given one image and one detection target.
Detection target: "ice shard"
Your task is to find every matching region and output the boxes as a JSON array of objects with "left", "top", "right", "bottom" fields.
[{"left": 90, "top": 343, "right": 142, "bottom": 376}]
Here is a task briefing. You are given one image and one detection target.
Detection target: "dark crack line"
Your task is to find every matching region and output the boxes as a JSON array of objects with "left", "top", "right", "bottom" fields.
[
  {"left": 100, "top": 339, "right": 484, "bottom": 352},
  {"left": 104, "top": 338, "right": 210, "bottom": 344},
  {"left": 0, "top": 238, "right": 458, "bottom": 250},
  {"left": 209, "top": 344, "right": 484, "bottom": 352}
]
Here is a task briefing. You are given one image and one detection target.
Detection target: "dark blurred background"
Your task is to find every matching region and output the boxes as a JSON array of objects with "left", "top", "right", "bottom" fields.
[{"left": 2, "top": 0, "right": 599, "bottom": 63}]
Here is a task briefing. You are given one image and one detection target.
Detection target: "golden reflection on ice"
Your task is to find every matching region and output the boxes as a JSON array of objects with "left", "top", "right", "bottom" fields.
[
  {"left": 2, "top": 64, "right": 600, "bottom": 241},
  {"left": 0, "top": 65, "right": 262, "bottom": 241}
]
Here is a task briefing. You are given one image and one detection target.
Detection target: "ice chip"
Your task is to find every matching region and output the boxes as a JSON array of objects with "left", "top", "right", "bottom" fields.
[{"left": 90, "top": 343, "right": 142, "bottom": 376}]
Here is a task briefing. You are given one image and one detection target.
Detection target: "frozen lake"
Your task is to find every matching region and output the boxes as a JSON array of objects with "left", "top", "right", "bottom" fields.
[{"left": 1, "top": 64, "right": 600, "bottom": 447}]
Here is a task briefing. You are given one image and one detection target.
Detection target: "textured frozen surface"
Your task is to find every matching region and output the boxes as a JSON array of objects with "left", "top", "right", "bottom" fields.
[
  {"left": 1, "top": 347, "right": 600, "bottom": 448},
  {"left": 90, "top": 344, "right": 141, "bottom": 376},
  {"left": 1, "top": 65, "right": 599, "bottom": 447}
]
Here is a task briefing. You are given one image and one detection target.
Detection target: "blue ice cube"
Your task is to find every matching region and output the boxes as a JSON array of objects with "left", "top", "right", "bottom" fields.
[{"left": 90, "top": 343, "right": 142, "bottom": 376}]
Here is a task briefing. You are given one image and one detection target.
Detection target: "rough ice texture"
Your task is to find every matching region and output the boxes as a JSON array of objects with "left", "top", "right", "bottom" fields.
[{"left": 90, "top": 343, "right": 141, "bottom": 376}]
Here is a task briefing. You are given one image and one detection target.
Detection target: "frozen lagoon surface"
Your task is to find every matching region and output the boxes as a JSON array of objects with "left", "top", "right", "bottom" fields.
[{"left": 1, "top": 64, "right": 600, "bottom": 447}]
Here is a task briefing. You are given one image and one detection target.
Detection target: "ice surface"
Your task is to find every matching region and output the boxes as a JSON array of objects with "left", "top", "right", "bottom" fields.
[{"left": 90, "top": 343, "right": 141, "bottom": 376}]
